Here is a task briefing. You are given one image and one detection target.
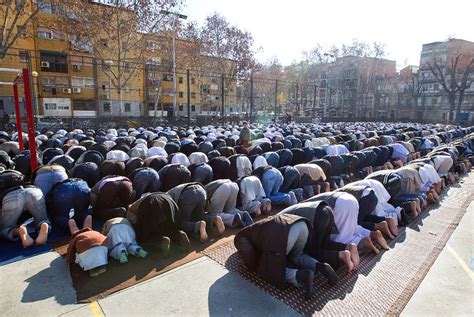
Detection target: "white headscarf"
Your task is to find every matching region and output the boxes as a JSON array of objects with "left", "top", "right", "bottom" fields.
[
  {"left": 188, "top": 152, "right": 208, "bottom": 165},
  {"left": 252, "top": 156, "right": 268, "bottom": 170},
  {"left": 171, "top": 152, "right": 190, "bottom": 167},
  {"left": 147, "top": 147, "right": 167, "bottom": 158},
  {"left": 106, "top": 150, "right": 129, "bottom": 162}
]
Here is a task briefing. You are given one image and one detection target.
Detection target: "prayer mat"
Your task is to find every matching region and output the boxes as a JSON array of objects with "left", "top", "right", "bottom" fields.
[{"left": 202, "top": 173, "right": 474, "bottom": 316}]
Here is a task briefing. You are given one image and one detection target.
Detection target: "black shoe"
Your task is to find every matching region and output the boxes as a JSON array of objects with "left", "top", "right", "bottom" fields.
[
  {"left": 315, "top": 262, "right": 338, "bottom": 286},
  {"left": 295, "top": 269, "right": 315, "bottom": 299}
]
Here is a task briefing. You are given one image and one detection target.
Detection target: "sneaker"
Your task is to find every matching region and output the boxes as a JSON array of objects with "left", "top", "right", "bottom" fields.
[
  {"left": 315, "top": 262, "right": 338, "bottom": 286},
  {"left": 232, "top": 213, "right": 244, "bottom": 228},
  {"left": 118, "top": 251, "right": 128, "bottom": 264},
  {"left": 295, "top": 269, "right": 315, "bottom": 299},
  {"left": 137, "top": 249, "right": 148, "bottom": 258},
  {"left": 89, "top": 265, "right": 107, "bottom": 277},
  {"left": 241, "top": 212, "right": 254, "bottom": 227}
]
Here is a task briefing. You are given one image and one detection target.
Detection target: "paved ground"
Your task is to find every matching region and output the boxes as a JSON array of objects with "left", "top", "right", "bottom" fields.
[{"left": 1, "top": 179, "right": 473, "bottom": 316}]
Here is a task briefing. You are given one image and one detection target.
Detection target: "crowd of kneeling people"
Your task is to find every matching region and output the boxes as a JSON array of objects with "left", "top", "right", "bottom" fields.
[{"left": 0, "top": 121, "right": 473, "bottom": 298}]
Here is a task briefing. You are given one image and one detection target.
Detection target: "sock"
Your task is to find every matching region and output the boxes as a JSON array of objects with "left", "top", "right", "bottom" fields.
[{"left": 137, "top": 249, "right": 148, "bottom": 258}]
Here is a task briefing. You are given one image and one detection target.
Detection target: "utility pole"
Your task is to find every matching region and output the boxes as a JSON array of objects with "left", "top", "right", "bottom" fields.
[
  {"left": 250, "top": 73, "right": 254, "bottom": 123},
  {"left": 186, "top": 69, "right": 191, "bottom": 128},
  {"left": 313, "top": 84, "right": 318, "bottom": 119},
  {"left": 221, "top": 73, "right": 225, "bottom": 126},
  {"left": 274, "top": 80, "right": 278, "bottom": 123}
]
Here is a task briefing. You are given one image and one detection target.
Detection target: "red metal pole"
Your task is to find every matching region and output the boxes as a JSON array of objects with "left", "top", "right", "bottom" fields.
[
  {"left": 12, "top": 83, "right": 24, "bottom": 151},
  {"left": 21, "top": 68, "right": 38, "bottom": 171}
]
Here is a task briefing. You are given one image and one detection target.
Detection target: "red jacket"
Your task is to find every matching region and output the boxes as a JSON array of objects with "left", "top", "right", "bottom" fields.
[{"left": 66, "top": 228, "right": 107, "bottom": 264}]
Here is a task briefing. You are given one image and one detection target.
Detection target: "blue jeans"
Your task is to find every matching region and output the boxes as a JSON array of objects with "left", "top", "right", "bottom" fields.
[
  {"left": 396, "top": 193, "right": 427, "bottom": 203},
  {"left": 261, "top": 169, "right": 291, "bottom": 206},
  {"left": 0, "top": 186, "right": 50, "bottom": 241},
  {"left": 50, "top": 179, "right": 91, "bottom": 229},
  {"left": 132, "top": 168, "right": 161, "bottom": 199},
  {"left": 34, "top": 169, "right": 68, "bottom": 196}
]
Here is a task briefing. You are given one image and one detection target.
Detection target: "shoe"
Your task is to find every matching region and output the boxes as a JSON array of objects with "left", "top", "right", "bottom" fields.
[
  {"left": 241, "top": 212, "right": 254, "bottom": 227},
  {"left": 315, "top": 262, "right": 338, "bottom": 286},
  {"left": 232, "top": 213, "right": 244, "bottom": 228},
  {"left": 89, "top": 265, "right": 107, "bottom": 277},
  {"left": 159, "top": 236, "right": 171, "bottom": 257},
  {"left": 295, "top": 269, "right": 315, "bottom": 299},
  {"left": 178, "top": 230, "right": 191, "bottom": 251},
  {"left": 137, "top": 249, "right": 148, "bottom": 258},
  {"left": 118, "top": 251, "right": 128, "bottom": 264}
]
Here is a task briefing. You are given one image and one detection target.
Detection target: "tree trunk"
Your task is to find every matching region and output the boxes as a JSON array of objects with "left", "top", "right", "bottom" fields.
[
  {"left": 455, "top": 91, "right": 465, "bottom": 122},
  {"left": 448, "top": 93, "right": 456, "bottom": 123}
]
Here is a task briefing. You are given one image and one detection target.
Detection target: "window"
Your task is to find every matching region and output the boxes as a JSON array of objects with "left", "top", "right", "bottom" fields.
[
  {"left": 102, "top": 83, "right": 110, "bottom": 90},
  {"left": 71, "top": 77, "right": 95, "bottom": 88},
  {"left": 100, "top": 39, "right": 108, "bottom": 48},
  {"left": 40, "top": 51, "right": 68, "bottom": 73},
  {"left": 73, "top": 100, "right": 95, "bottom": 111},
  {"left": 179, "top": 105, "right": 183, "bottom": 111},
  {"left": 145, "top": 40, "right": 159, "bottom": 51},
  {"left": 163, "top": 74, "right": 173, "bottom": 81},
  {"left": 37, "top": 27, "right": 65, "bottom": 40},
  {"left": 191, "top": 105, "right": 195, "bottom": 112},
  {"left": 0, "top": 100, "right": 4, "bottom": 110},
  {"left": 191, "top": 92, "right": 196, "bottom": 99},
  {"left": 103, "top": 103, "right": 111, "bottom": 112},
  {"left": 19, "top": 50, "right": 28, "bottom": 62},
  {"left": 37, "top": 1, "right": 65, "bottom": 15},
  {"left": 191, "top": 78, "right": 195, "bottom": 85},
  {"left": 178, "top": 77, "right": 183, "bottom": 84},
  {"left": 42, "top": 76, "right": 69, "bottom": 87},
  {"left": 124, "top": 103, "right": 131, "bottom": 112},
  {"left": 45, "top": 103, "right": 57, "bottom": 110},
  {"left": 71, "top": 55, "right": 93, "bottom": 67},
  {"left": 179, "top": 91, "right": 183, "bottom": 98}
]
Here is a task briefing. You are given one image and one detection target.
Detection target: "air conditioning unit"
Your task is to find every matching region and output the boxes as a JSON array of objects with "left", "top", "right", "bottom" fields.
[
  {"left": 101, "top": 94, "right": 109, "bottom": 100},
  {"left": 63, "top": 88, "right": 72, "bottom": 94},
  {"left": 41, "top": 61, "right": 50, "bottom": 68},
  {"left": 72, "top": 64, "right": 81, "bottom": 71},
  {"left": 73, "top": 88, "right": 81, "bottom": 93}
]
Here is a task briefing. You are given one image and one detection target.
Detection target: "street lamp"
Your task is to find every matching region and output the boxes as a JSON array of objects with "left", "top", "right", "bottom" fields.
[{"left": 160, "top": 10, "right": 187, "bottom": 119}]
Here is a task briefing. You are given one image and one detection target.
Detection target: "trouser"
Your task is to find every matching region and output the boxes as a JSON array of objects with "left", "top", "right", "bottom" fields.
[
  {"left": 132, "top": 168, "right": 161, "bottom": 199},
  {"left": 50, "top": 179, "right": 91, "bottom": 229},
  {"left": 261, "top": 169, "right": 292, "bottom": 206},
  {"left": 241, "top": 197, "right": 271, "bottom": 214},
  {"left": 0, "top": 186, "right": 50, "bottom": 241},
  {"left": 177, "top": 185, "right": 206, "bottom": 235},
  {"left": 70, "top": 163, "right": 101, "bottom": 188},
  {"left": 358, "top": 191, "right": 383, "bottom": 230},
  {"left": 94, "top": 180, "right": 134, "bottom": 221},
  {"left": 34, "top": 168, "right": 68, "bottom": 196},
  {"left": 280, "top": 168, "right": 300, "bottom": 193},
  {"left": 313, "top": 206, "right": 347, "bottom": 268},
  {"left": 207, "top": 182, "right": 248, "bottom": 227},
  {"left": 107, "top": 224, "right": 142, "bottom": 259},
  {"left": 285, "top": 221, "right": 319, "bottom": 287}
]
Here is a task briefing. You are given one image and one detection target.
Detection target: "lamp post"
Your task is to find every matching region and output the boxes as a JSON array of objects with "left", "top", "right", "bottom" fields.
[{"left": 160, "top": 10, "right": 187, "bottom": 120}]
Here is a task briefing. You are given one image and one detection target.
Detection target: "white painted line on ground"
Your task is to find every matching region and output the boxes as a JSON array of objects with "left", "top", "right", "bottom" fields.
[{"left": 446, "top": 244, "right": 474, "bottom": 282}]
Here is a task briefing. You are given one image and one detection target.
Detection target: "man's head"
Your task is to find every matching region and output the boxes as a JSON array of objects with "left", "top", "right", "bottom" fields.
[{"left": 242, "top": 121, "right": 248, "bottom": 128}]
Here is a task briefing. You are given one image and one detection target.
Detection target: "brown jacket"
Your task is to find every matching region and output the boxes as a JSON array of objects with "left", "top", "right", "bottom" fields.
[
  {"left": 234, "top": 214, "right": 311, "bottom": 289},
  {"left": 66, "top": 228, "right": 107, "bottom": 264}
]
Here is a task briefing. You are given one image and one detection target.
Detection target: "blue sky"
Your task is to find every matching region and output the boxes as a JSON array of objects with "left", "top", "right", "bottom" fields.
[{"left": 182, "top": 0, "right": 474, "bottom": 69}]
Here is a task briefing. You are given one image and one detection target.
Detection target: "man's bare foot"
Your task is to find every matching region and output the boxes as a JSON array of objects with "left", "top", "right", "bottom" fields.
[
  {"left": 68, "top": 219, "right": 80, "bottom": 235},
  {"left": 254, "top": 206, "right": 262, "bottom": 218},
  {"left": 198, "top": 221, "right": 208, "bottom": 242},
  {"left": 346, "top": 243, "right": 360, "bottom": 268},
  {"left": 374, "top": 221, "right": 394, "bottom": 240},
  {"left": 409, "top": 201, "right": 418, "bottom": 217},
  {"left": 265, "top": 200, "right": 271, "bottom": 213},
  {"left": 339, "top": 250, "right": 354, "bottom": 272},
  {"left": 363, "top": 237, "right": 379, "bottom": 255},
  {"left": 386, "top": 217, "right": 399, "bottom": 236},
  {"left": 323, "top": 182, "right": 330, "bottom": 192},
  {"left": 35, "top": 223, "right": 49, "bottom": 245},
  {"left": 430, "top": 189, "right": 440, "bottom": 203},
  {"left": 372, "top": 230, "right": 390, "bottom": 250},
  {"left": 315, "top": 184, "right": 321, "bottom": 195},
  {"left": 159, "top": 236, "right": 171, "bottom": 257},
  {"left": 19, "top": 226, "right": 34, "bottom": 248},
  {"left": 214, "top": 216, "right": 225, "bottom": 235},
  {"left": 82, "top": 215, "right": 92, "bottom": 229}
]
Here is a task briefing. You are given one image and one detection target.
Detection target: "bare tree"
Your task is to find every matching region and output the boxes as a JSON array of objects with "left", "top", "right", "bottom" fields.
[
  {"left": 0, "top": 0, "right": 49, "bottom": 59},
  {"left": 428, "top": 54, "right": 474, "bottom": 122},
  {"left": 64, "top": 0, "right": 181, "bottom": 116}
]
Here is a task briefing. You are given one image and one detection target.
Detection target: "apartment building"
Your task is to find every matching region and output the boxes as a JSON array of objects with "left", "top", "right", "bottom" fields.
[{"left": 0, "top": 0, "right": 237, "bottom": 120}]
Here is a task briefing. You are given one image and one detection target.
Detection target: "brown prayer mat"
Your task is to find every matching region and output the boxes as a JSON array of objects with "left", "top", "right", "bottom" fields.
[
  {"left": 54, "top": 207, "right": 285, "bottom": 302},
  {"left": 202, "top": 173, "right": 474, "bottom": 316}
]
